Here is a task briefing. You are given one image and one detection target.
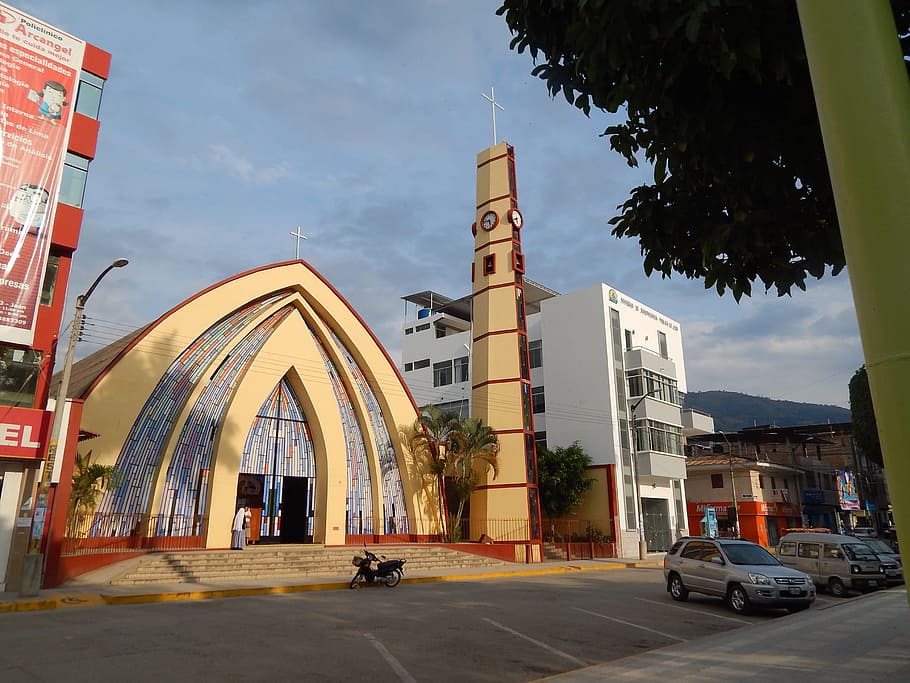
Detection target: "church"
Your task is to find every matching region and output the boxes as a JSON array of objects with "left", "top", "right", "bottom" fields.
[{"left": 44, "top": 139, "right": 545, "bottom": 585}]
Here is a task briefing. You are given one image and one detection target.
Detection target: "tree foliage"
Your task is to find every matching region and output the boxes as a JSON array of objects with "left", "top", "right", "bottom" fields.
[
  {"left": 402, "top": 408, "right": 499, "bottom": 541},
  {"left": 536, "top": 441, "right": 594, "bottom": 518},
  {"left": 446, "top": 417, "right": 500, "bottom": 537},
  {"left": 497, "top": 0, "right": 910, "bottom": 300},
  {"left": 849, "top": 366, "right": 882, "bottom": 467},
  {"left": 69, "top": 450, "right": 120, "bottom": 517}
]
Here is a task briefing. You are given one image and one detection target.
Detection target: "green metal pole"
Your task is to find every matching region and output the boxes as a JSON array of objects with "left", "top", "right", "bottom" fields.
[{"left": 797, "top": 0, "right": 910, "bottom": 600}]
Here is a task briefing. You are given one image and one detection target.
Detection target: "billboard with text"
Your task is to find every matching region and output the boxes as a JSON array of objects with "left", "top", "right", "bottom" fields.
[{"left": 0, "top": 2, "right": 84, "bottom": 345}]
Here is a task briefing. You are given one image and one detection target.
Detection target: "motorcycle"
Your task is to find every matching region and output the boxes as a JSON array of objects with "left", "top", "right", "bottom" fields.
[{"left": 350, "top": 546, "right": 406, "bottom": 588}]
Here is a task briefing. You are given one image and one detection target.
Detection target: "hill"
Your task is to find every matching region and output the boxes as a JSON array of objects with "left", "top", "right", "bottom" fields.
[{"left": 683, "top": 391, "right": 851, "bottom": 433}]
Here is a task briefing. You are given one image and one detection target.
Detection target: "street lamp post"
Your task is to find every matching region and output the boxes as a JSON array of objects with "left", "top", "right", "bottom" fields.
[
  {"left": 19, "top": 258, "right": 128, "bottom": 596},
  {"left": 719, "top": 431, "right": 739, "bottom": 538},
  {"left": 629, "top": 388, "right": 660, "bottom": 560}
]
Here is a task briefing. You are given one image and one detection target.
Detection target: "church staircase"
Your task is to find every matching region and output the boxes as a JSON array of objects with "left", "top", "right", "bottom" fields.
[{"left": 104, "top": 545, "right": 507, "bottom": 585}]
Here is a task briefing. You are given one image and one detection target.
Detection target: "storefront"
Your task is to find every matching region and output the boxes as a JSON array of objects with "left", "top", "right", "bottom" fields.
[{"left": 687, "top": 500, "right": 802, "bottom": 547}]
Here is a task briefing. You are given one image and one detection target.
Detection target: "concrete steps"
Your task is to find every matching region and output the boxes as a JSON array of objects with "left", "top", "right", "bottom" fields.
[
  {"left": 110, "top": 545, "right": 507, "bottom": 585},
  {"left": 542, "top": 542, "right": 568, "bottom": 561}
]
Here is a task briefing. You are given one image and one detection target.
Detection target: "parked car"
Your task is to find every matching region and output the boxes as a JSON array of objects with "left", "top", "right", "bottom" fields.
[
  {"left": 850, "top": 536, "right": 903, "bottom": 585},
  {"left": 663, "top": 537, "right": 816, "bottom": 615},
  {"left": 777, "top": 532, "right": 884, "bottom": 596}
]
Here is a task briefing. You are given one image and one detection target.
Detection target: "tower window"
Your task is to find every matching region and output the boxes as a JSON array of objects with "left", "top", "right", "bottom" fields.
[{"left": 483, "top": 254, "right": 496, "bottom": 275}]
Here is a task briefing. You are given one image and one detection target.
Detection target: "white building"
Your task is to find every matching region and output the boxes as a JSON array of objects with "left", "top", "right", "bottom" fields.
[{"left": 400, "top": 281, "right": 707, "bottom": 556}]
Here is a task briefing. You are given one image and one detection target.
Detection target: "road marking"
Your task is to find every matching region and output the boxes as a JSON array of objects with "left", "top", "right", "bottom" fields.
[
  {"left": 363, "top": 632, "right": 417, "bottom": 683},
  {"left": 634, "top": 598, "right": 751, "bottom": 624},
  {"left": 482, "top": 617, "right": 587, "bottom": 667},
  {"left": 571, "top": 607, "right": 687, "bottom": 642}
]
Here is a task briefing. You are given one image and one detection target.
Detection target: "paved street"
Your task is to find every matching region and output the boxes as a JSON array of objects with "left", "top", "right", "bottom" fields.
[
  {"left": 0, "top": 567, "right": 763, "bottom": 681},
  {"left": 2, "top": 566, "right": 886, "bottom": 683}
]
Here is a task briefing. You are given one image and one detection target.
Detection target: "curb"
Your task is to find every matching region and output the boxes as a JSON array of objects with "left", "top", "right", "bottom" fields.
[{"left": 0, "top": 560, "right": 663, "bottom": 614}]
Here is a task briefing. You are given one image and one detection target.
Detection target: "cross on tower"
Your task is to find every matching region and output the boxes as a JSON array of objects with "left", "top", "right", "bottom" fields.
[
  {"left": 481, "top": 86, "right": 504, "bottom": 146},
  {"left": 290, "top": 226, "right": 308, "bottom": 259}
]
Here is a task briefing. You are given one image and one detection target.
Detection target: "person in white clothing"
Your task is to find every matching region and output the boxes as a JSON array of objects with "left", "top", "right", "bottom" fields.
[{"left": 231, "top": 505, "right": 247, "bottom": 550}]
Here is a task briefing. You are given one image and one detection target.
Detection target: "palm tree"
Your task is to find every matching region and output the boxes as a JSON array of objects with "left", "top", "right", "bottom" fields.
[
  {"left": 403, "top": 405, "right": 462, "bottom": 533},
  {"left": 446, "top": 417, "right": 500, "bottom": 538},
  {"left": 68, "top": 450, "right": 120, "bottom": 531}
]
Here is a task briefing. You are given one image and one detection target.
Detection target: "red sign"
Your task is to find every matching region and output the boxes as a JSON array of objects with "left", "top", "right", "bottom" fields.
[
  {"left": 0, "top": 3, "right": 85, "bottom": 345},
  {"left": 0, "top": 404, "right": 50, "bottom": 458}
]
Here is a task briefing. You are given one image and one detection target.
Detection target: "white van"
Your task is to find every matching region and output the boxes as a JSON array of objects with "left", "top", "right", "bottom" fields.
[{"left": 777, "top": 532, "right": 884, "bottom": 597}]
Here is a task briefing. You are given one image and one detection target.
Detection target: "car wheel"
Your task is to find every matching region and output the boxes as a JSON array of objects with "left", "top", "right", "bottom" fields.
[
  {"left": 728, "top": 584, "right": 751, "bottom": 615},
  {"left": 828, "top": 578, "right": 848, "bottom": 597},
  {"left": 668, "top": 573, "right": 689, "bottom": 601}
]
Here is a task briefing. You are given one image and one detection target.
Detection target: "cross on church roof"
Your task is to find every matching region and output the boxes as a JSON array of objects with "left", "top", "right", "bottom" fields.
[
  {"left": 290, "top": 226, "right": 308, "bottom": 259},
  {"left": 481, "top": 86, "right": 504, "bottom": 146}
]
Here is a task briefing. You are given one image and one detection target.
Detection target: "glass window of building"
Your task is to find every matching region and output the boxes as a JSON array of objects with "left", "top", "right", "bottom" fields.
[
  {"left": 433, "top": 360, "right": 453, "bottom": 387},
  {"left": 528, "top": 339, "right": 542, "bottom": 368},
  {"left": 711, "top": 473, "right": 724, "bottom": 488},
  {"left": 626, "top": 369, "right": 679, "bottom": 405},
  {"left": 40, "top": 255, "right": 60, "bottom": 306},
  {"left": 453, "top": 355, "right": 469, "bottom": 383},
  {"left": 58, "top": 153, "right": 90, "bottom": 207},
  {"left": 0, "top": 346, "right": 42, "bottom": 407},
  {"left": 531, "top": 386, "right": 545, "bottom": 413},
  {"left": 658, "top": 331, "right": 669, "bottom": 359},
  {"left": 74, "top": 71, "right": 105, "bottom": 119}
]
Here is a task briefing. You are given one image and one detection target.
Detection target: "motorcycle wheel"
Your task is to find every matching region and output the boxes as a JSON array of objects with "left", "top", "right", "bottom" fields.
[
  {"left": 350, "top": 572, "right": 364, "bottom": 589},
  {"left": 384, "top": 569, "right": 402, "bottom": 588}
]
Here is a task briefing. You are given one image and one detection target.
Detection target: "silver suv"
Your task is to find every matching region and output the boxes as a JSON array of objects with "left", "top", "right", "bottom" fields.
[{"left": 664, "top": 537, "right": 816, "bottom": 614}]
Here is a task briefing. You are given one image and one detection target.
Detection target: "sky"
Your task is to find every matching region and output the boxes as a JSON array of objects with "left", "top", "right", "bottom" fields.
[{"left": 19, "top": 0, "right": 864, "bottom": 409}]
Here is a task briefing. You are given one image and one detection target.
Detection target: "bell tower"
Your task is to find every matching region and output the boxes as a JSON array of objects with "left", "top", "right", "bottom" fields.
[{"left": 469, "top": 142, "right": 541, "bottom": 555}]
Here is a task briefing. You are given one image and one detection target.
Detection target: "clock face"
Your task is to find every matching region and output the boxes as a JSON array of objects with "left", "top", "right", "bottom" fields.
[
  {"left": 508, "top": 209, "right": 523, "bottom": 229},
  {"left": 481, "top": 210, "right": 498, "bottom": 231}
]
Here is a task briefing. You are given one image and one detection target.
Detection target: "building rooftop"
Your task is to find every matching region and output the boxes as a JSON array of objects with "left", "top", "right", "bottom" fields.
[{"left": 402, "top": 278, "right": 560, "bottom": 321}]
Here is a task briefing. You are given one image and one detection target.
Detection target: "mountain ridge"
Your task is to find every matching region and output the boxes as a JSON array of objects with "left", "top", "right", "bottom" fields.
[{"left": 684, "top": 390, "right": 851, "bottom": 433}]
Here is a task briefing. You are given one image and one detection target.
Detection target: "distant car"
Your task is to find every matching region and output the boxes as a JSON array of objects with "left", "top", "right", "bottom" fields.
[
  {"left": 663, "top": 537, "right": 816, "bottom": 615},
  {"left": 851, "top": 536, "right": 903, "bottom": 585}
]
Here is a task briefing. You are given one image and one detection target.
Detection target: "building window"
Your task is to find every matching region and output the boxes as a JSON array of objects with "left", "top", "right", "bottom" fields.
[
  {"left": 658, "top": 331, "right": 669, "bottom": 359},
  {"left": 404, "top": 362, "right": 413, "bottom": 372},
  {"left": 435, "top": 325, "right": 445, "bottom": 338},
  {"left": 528, "top": 339, "right": 542, "bottom": 368},
  {"left": 0, "top": 346, "right": 42, "bottom": 408},
  {"left": 516, "top": 288, "right": 525, "bottom": 331},
  {"left": 58, "top": 153, "right": 90, "bottom": 208},
  {"left": 771, "top": 476, "right": 777, "bottom": 490},
  {"left": 415, "top": 323, "right": 430, "bottom": 332},
  {"left": 433, "top": 360, "right": 453, "bottom": 387},
  {"left": 512, "top": 250, "right": 525, "bottom": 273},
  {"left": 483, "top": 254, "right": 496, "bottom": 275},
  {"left": 625, "top": 329, "right": 633, "bottom": 351},
  {"left": 413, "top": 358, "right": 430, "bottom": 370},
  {"left": 454, "top": 355, "right": 469, "bottom": 383},
  {"left": 535, "top": 431, "right": 547, "bottom": 450},
  {"left": 405, "top": 327, "right": 413, "bottom": 335},
  {"left": 759, "top": 475, "right": 766, "bottom": 489},
  {"left": 636, "top": 419, "right": 683, "bottom": 455},
  {"left": 40, "top": 255, "right": 60, "bottom": 306},
  {"left": 75, "top": 70, "right": 105, "bottom": 119},
  {"left": 626, "top": 369, "right": 679, "bottom": 405},
  {"left": 711, "top": 473, "right": 724, "bottom": 488},
  {"left": 521, "top": 383, "right": 532, "bottom": 430},
  {"left": 519, "top": 336, "right": 529, "bottom": 380},
  {"left": 531, "top": 386, "right": 545, "bottom": 414}
]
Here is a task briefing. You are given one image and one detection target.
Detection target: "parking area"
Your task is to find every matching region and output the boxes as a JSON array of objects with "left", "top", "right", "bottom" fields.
[{"left": 0, "top": 567, "right": 860, "bottom": 682}]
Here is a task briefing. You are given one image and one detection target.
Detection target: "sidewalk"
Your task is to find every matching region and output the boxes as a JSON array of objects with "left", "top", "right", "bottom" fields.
[
  {"left": 543, "top": 586, "right": 910, "bottom": 681},
  {"left": 0, "top": 554, "right": 664, "bottom": 613}
]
